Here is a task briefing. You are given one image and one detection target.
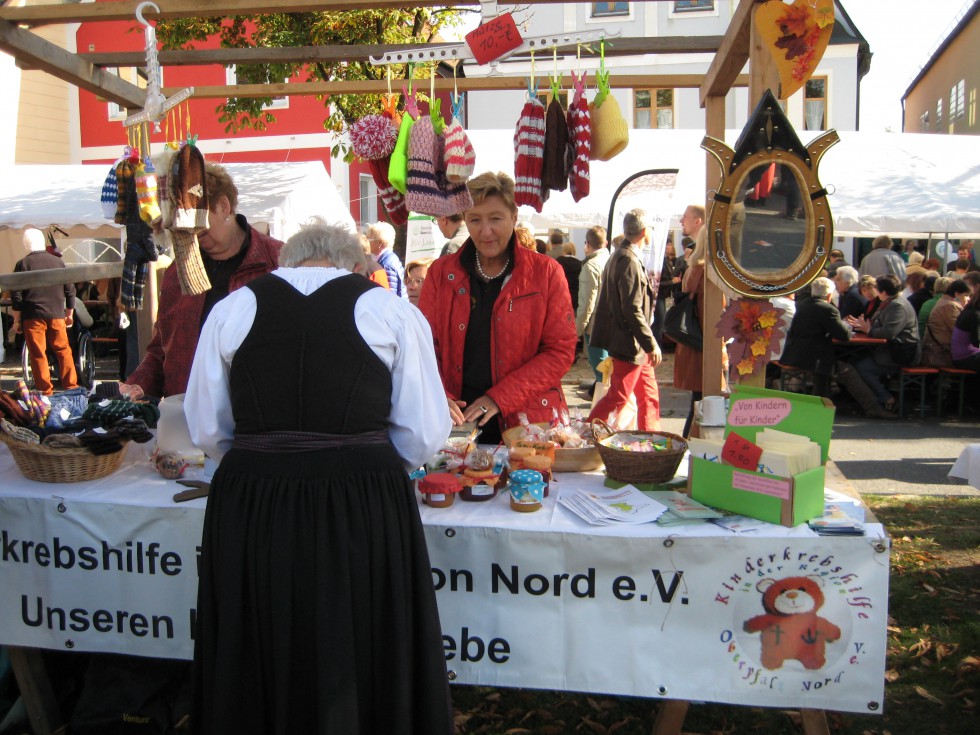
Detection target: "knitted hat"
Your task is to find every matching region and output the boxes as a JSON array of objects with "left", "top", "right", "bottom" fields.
[
  {"left": 23, "top": 228, "right": 46, "bottom": 253},
  {"left": 541, "top": 97, "right": 570, "bottom": 192},
  {"left": 171, "top": 143, "right": 209, "bottom": 232},
  {"left": 100, "top": 164, "right": 119, "bottom": 220},
  {"left": 908, "top": 251, "right": 924, "bottom": 266},
  {"left": 567, "top": 73, "right": 591, "bottom": 202},
  {"left": 514, "top": 96, "right": 547, "bottom": 211},
  {"left": 590, "top": 94, "right": 629, "bottom": 162},
  {"left": 349, "top": 113, "right": 399, "bottom": 161},
  {"left": 405, "top": 117, "right": 473, "bottom": 217},
  {"left": 443, "top": 115, "right": 476, "bottom": 183}
]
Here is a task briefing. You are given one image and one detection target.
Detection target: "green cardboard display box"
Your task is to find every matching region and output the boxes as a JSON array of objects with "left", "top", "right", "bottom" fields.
[{"left": 688, "top": 385, "right": 835, "bottom": 527}]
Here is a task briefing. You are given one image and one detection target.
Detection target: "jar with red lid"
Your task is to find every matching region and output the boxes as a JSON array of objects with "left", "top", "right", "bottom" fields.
[{"left": 418, "top": 473, "right": 462, "bottom": 508}]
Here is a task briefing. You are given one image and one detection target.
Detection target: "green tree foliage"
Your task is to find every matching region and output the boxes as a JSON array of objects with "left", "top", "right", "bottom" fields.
[{"left": 155, "top": 9, "right": 465, "bottom": 157}]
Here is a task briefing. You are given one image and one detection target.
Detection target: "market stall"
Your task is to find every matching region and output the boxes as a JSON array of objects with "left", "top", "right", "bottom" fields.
[{"left": 0, "top": 443, "right": 889, "bottom": 719}]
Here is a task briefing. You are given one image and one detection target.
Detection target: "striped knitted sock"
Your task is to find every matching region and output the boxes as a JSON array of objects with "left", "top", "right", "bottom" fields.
[
  {"left": 567, "top": 83, "right": 592, "bottom": 203},
  {"left": 514, "top": 97, "right": 546, "bottom": 212}
]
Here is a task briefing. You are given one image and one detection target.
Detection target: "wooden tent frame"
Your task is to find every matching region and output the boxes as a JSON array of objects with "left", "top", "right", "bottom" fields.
[{"left": 1, "top": 4, "right": 836, "bottom": 733}]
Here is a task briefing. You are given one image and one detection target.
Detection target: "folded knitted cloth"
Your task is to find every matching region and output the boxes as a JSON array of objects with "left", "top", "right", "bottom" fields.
[
  {"left": 93, "top": 382, "right": 122, "bottom": 399},
  {"left": 78, "top": 429, "right": 125, "bottom": 456},
  {"left": 42, "top": 433, "right": 83, "bottom": 449},
  {"left": 83, "top": 399, "right": 161, "bottom": 428},
  {"left": 1, "top": 418, "right": 40, "bottom": 445},
  {"left": 0, "top": 391, "right": 31, "bottom": 426},
  {"left": 44, "top": 388, "right": 90, "bottom": 431},
  {"left": 111, "top": 417, "right": 153, "bottom": 444}
]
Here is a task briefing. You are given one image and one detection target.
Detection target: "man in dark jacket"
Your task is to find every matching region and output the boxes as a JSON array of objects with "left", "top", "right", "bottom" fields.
[
  {"left": 10, "top": 228, "right": 78, "bottom": 394},
  {"left": 588, "top": 209, "right": 662, "bottom": 430}
]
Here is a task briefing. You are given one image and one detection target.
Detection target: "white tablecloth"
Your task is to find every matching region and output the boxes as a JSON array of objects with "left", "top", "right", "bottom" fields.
[{"left": 949, "top": 443, "right": 980, "bottom": 489}]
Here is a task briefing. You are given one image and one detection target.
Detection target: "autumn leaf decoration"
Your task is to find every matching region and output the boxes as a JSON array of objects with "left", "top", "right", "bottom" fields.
[
  {"left": 772, "top": 2, "right": 833, "bottom": 82},
  {"left": 716, "top": 299, "right": 787, "bottom": 376}
]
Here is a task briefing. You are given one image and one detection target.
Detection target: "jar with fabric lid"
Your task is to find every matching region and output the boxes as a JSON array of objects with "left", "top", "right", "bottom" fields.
[
  {"left": 418, "top": 473, "right": 462, "bottom": 508},
  {"left": 521, "top": 454, "right": 552, "bottom": 497},
  {"left": 508, "top": 469, "right": 545, "bottom": 513}
]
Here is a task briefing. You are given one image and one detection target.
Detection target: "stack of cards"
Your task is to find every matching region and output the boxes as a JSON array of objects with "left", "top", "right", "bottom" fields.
[
  {"left": 644, "top": 491, "right": 723, "bottom": 526},
  {"left": 559, "top": 485, "right": 668, "bottom": 526}
]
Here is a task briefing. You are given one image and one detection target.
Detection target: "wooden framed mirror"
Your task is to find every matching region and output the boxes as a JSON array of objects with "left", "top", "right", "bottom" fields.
[{"left": 701, "top": 90, "right": 838, "bottom": 298}]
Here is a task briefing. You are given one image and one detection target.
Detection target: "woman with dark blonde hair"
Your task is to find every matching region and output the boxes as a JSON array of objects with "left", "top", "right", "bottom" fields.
[{"left": 419, "top": 172, "right": 577, "bottom": 445}]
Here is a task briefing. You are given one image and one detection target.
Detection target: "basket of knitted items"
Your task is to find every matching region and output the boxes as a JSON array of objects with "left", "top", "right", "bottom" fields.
[
  {"left": 0, "top": 419, "right": 131, "bottom": 484},
  {"left": 514, "top": 95, "right": 547, "bottom": 211}
]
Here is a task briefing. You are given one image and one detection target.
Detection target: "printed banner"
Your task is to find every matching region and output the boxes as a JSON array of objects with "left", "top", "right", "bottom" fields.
[{"left": 0, "top": 493, "right": 888, "bottom": 714}]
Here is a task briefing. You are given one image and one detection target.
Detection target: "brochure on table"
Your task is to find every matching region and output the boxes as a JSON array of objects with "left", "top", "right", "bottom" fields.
[{"left": 689, "top": 385, "right": 835, "bottom": 527}]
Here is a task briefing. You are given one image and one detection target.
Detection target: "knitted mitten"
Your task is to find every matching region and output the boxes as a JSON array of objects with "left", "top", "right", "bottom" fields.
[
  {"left": 171, "top": 231, "right": 212, "bottom": 296},
  {"left": 567, "top": 72, "right": 592, "bottom": 202},
  {"left": 542, "top": 97, "right": 570, "bottom": 192},
  {"left": 388, "top": 112, "right": 416, "bottom": 196},
  {"left": 135, "top": 157, "right": 162, "bottom": 226},
  {"left": 513, "top": 97, "right": 547, "bottom": 211}
]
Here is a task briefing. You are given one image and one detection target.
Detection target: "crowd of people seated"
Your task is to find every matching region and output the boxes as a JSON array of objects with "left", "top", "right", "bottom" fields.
[{"left": 772, "top": 237, "right": 980, "bottom": 418}]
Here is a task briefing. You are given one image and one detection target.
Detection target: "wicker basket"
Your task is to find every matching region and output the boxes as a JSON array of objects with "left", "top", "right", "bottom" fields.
[
  {"left": 0, "top": 431, "right": 129, "bottom": 483},
  {"left": 591, "top": 419, "right": 687, "bottom": 485},
  {"left": 502, "top": 424, "right": 603, "bottom": 473}
]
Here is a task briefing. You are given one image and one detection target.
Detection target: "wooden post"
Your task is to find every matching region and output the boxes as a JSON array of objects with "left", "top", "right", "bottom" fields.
[
  {"left": 130, "top": 121, "right": 159, "bottom": 363},
  {"left": 702, "top": 94, "right": 726, "bottom": 398}
]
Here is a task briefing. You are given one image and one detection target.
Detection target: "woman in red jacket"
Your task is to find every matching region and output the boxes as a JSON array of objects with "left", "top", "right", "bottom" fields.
[{"left": 418, "top": 172, "right": 577, "bottom": 445}]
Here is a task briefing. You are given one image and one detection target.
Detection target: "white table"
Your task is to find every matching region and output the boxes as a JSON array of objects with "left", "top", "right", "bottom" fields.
[
  {"left": 949, "top": 443, "right": 980, "bottom": 489},
  {"left": 1, "top": 443, "right": 890, "bottom": 732}
]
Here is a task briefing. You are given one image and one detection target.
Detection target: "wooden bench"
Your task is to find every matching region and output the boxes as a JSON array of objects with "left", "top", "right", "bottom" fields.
[
  {"left": 937, "top": 367, "right": 975, "bottom": 419},
  {"left": 898, "top": 366, "right": 939, "bottom": 418}
]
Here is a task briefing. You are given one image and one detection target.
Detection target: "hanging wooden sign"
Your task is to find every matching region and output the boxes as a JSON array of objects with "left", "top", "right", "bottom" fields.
[
  {"left": 755, "top": 0, "right": 835, "bottom": 99},
  {"left": 465, "top": 13, "right": 523, "bottom": 66}
]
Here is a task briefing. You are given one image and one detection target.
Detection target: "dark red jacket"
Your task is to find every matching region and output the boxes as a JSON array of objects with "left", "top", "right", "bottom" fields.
[
  {"left": 127, "top": 225, "right": 282, "bottom": 398},
  {"left": 419, "top": 240, "right": 577, "bottom": 429}
]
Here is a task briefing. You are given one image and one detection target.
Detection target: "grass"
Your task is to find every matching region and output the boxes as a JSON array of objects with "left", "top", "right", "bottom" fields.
[{"left": 450, "top": 495, "right": 980, "bottom": 735}]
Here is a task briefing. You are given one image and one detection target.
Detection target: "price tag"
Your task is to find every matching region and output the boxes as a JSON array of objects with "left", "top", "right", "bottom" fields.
[
  {"left": 721, "top": 432, "right": 763, "bottom": 472},
  {"left": 465, "top": 13, "right": 523, "bottom": 66}
]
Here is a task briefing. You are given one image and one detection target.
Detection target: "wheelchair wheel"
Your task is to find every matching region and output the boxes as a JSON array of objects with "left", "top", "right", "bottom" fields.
[
  {"left": 21, "top": 342, "right": 34, "bottom": 389},
  {"left": 77, "top": 331, "right": 96, "bottom": 389}
]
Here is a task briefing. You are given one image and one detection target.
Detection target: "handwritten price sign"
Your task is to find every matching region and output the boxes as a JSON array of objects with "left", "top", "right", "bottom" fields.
[
  {"left": 721, "top": 432, "right": 763, "bottom": 472},
  {"left": 465, "top": 13, "right": 523, "bottom": 66}
]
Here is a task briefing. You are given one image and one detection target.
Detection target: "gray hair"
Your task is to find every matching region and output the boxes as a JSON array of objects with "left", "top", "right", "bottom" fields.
[
  {"left": 811, "top": 276, "right": 836, "bottom": 300},
  {"left": 366, "top": 221, "right": 396, "bottom": 248},
  {"left": 835, "top": 265, "right": 859, "bottom": 287},
  {"left": 279, "top": 222, "right": 364, "bottom": 271}
]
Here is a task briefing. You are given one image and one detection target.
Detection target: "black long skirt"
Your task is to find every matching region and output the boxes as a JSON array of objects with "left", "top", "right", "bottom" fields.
[{"left": 190, "top": 444, "right": 453, "bottom": 735}]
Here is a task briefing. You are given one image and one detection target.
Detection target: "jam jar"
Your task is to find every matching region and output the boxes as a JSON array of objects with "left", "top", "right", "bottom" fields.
[{"left": 508, "top": 469, "right": 545, "bottom": 513}]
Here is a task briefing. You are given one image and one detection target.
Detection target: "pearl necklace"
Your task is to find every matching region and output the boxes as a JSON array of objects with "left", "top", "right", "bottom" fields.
[{"left": 475, "top": 252, "right": 510, "bottom": 281}]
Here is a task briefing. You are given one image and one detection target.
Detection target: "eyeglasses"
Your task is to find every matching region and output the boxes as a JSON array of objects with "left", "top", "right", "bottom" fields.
[{"left": 406, "top": 277, "right": 425, "bottom": 287}]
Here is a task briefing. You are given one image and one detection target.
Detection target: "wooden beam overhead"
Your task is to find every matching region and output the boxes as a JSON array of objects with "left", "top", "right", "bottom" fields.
[
  {"left": 62, "top": 36, "right": 725, "bottom": 70},
  {"left": 700, "top": 0, "right": 761, "bottom": 107},
  {"left": 0, "top": 19, "right": 144, "bottom": 108},
  {"left": 168, "top": 73, "right": 747, "bottom": 99},
  {"left": 0, "top": 1, "right": 491, "bottom": 28}
]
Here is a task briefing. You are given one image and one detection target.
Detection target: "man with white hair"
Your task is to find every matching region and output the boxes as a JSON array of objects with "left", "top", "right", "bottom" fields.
[
  {"left": 832, "top": 265, "right": 866, "bottom": 320},
  {"left": 780, "top": 277, "right": 850, "bottom": 398},
  {"left": 10, "top": 228, "right": 78, "bottom": 394},
  {"left": 365, "top": 221, "right": 407, "bottom": 299}
]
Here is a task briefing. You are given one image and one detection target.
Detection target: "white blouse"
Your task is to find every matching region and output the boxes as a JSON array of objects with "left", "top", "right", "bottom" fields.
[{"left": 185, "top": 267, "right": 451, "bottom": 470}]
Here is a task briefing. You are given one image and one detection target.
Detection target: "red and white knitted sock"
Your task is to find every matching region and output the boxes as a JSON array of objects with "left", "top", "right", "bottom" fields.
[
  {"left": 369, "top": 157, "right": 408, "bottom": 226},
  {"left": 567, "top": 79, "right": 591, "bottom": 202},
  {"left": 513, "top": 97, "right": 547, "bottom": 212}
]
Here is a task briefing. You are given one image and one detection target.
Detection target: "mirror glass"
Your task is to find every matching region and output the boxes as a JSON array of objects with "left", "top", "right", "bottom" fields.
[{"left": 727, "top": 162, "right": 807, "bottom": 276}]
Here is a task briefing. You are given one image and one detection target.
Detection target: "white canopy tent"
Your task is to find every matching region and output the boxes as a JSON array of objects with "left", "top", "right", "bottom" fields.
[
  {"left": 0, "top": 161, "right": 355, "bottom": 275},
  {"left": 466, "top": 129, "right": 980, "bottom": 240}
]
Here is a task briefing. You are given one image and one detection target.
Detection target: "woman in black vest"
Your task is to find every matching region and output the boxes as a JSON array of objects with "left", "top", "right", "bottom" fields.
[{"left": 185, "top": 223, "right": 454, "bottom": 735}]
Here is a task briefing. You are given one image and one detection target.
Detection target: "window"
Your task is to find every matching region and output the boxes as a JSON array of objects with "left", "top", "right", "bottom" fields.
[
  {"left": 226, "top": 65, "right": 289, "bottom": 110},
  {"left": 673, "top": 1, "right": 715, "bottom": 12},
  {"left": 935, "top": 98, "right": 943, "bottom": 131},
  {"left": 804, "top": 77, "right": 826, "bottom": 131},
  {"left": 106, "top": 67, "right": 150, "bottom": 120},
  {"left": 920, "top": 110, "right": 930, "bottom": 132},
  {"left": 970, "top": 87, "right": 977, "bottom": 127},
  {"left": 634, "top": 89, "right": 674, "bottom": 129},
  {"left": 591, "top": 2, "right": 630, "bottom": 17},
  {"left": 359, "top": 175, "right": 377, "bottom": 225},
  {"left": 950, "top": 79, "right": 965, "bottom": 122}
]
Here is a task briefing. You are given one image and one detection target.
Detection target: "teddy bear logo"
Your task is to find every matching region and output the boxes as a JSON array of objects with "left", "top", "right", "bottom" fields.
[{"left": 743, "top": 575, "right": 841, "bottom": 670}]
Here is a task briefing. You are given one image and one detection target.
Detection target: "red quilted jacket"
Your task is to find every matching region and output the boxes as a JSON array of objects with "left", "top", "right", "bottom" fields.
[{"left": 418, "top": 240, "right": 577, "bottom": 430}]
